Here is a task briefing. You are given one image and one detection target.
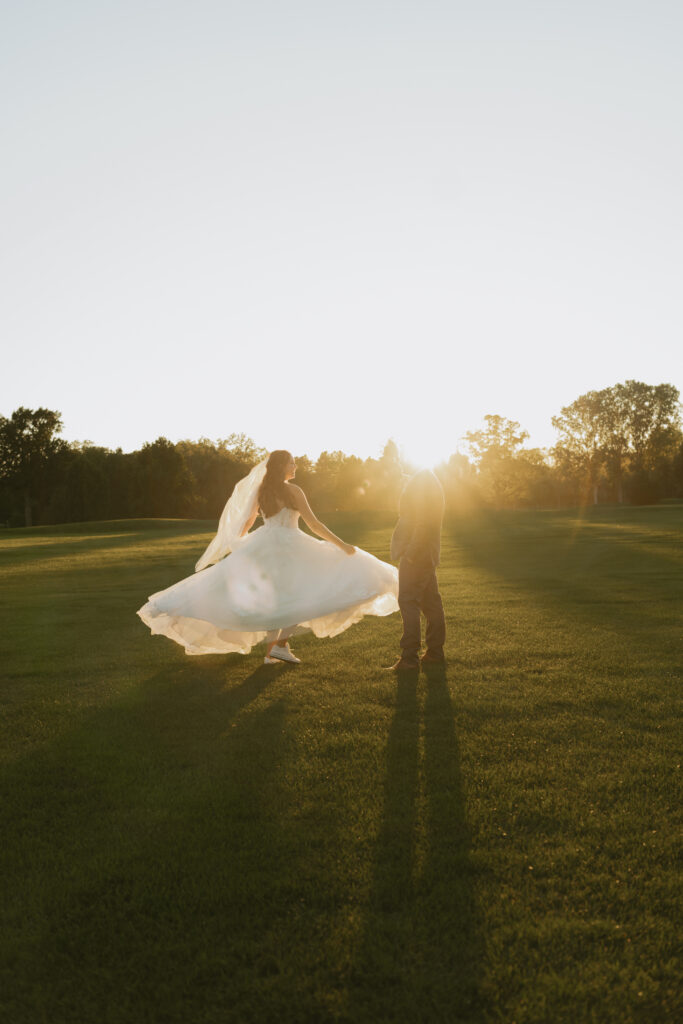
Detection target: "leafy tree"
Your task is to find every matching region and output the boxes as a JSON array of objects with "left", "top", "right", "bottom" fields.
[
  {"left": 313, "top": 451, "right": 350, "bottom": 510},
  {"left": 365, "top": 439, "right": 404, "bottom": 510},
  {"left": 463, "top": 415, "right": 531, "bottom": 507},
  {"left": 435, "top": 452, "right": 479, "bottom": 512},
  {"left": 463, "top": 415, "right": 529, "bottom": 464},
  {"left": 552, "top": 382, "right": 682, "bottom": 505},
  {"left": 218, "top": 433, "right": 267, "bottom": 465},
  {"left": 335, "top": 454, "right": 366, "bottom": 510},
  {"left": 615, "top": 381, "right": 681, "bottom": 501},
  {"left": 617, "top": 381, "right": 681, "bottom": 465},
  {"left": 175, "top": 435, "right": 267, "bottom": 519},
  {"left": 177, "top": 440, "right": 239, "bottom": 519},
  {"left": 0, "top": 407, "right": 67, "bottom": 525},
  {"left": 552, "top": 392, "right": 607, "bottom": 505},
  {"left": 504, "top": 448, "right": 556, "bottom": 508},
  {"left": 672, "top": 440, "right": 683, "bottom": 498},
  {"left": 289, "top": 454, "right": 316, "bottom": 509},
  {"left": 56, "top": 443, "right": 112, "bottom": 523},
  {"left": 134, "top": 438, "right": 195, "bottom": 518}
]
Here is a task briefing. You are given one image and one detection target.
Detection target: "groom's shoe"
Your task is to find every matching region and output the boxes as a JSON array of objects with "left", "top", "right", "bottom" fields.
[
  {"left": 268, "top": 644, "right": 301, "bottom": 664},
  {"left": 384, "top": 658, "right": 420, "bottom": 673},
  {"left": 420, "top": 651, "right": 446, "bottom": 666}
]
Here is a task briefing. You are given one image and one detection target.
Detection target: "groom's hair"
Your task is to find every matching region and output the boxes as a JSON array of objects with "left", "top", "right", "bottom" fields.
[{"left": 400, "top": 470, "right": 444, "bottom": 524}]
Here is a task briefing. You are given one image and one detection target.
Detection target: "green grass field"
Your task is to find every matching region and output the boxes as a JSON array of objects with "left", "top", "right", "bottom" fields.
[{"left": 1, "top": 508, "right": 681, "bottom": 1023}]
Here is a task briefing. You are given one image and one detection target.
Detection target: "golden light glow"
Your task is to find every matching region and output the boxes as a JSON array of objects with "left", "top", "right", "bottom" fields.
[{"left": 398, "top": 435, "right": 454, "bottom": 473}]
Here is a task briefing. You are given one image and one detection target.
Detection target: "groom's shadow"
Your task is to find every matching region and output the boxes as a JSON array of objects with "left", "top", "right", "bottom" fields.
[{"left": 348, "top": 665, "right": 485, "bottom": 1021}]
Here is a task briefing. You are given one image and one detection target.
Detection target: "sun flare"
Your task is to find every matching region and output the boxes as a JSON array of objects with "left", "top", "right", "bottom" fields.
[{"left": 397, "top": 436, "right": 454, "bottom": 473}]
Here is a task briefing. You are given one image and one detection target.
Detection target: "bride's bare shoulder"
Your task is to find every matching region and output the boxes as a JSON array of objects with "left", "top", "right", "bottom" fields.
[{"left": 285, "top": 482, "right": 306, "bottom": 506}]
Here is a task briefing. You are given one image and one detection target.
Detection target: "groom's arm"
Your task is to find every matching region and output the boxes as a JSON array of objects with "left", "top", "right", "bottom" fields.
[{"left": 390, "top": 519, "right": 412, "bottom": 561}]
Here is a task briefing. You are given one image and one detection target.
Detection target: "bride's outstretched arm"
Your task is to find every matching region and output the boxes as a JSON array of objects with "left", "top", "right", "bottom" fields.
[{"left": 288, "top": 485, "right": 355, "bottom": 555}]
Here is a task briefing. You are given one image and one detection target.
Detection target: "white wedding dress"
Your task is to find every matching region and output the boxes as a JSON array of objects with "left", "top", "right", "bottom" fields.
[{"left": 137, "top": 506, "right": 399, "bottom": 655}]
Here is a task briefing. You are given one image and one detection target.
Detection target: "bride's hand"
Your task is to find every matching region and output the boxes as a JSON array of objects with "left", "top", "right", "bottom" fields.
[{"left": 342, "top": 543, "right": 356, "bottom": 555}]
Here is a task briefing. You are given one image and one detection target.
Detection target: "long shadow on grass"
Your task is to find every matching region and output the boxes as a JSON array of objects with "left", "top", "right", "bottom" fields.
[
  {"left": 0, "top": 659, "right": 306, "bottom": 1023},
  {"left": 0, "top": 524, "right": 211, "bottom": 566},
  {"left": 347, "top": 667, "right": 485, "bottom": 1022},
  {"left": 448, "top": 511, "right": 683, "bottom": 643}
]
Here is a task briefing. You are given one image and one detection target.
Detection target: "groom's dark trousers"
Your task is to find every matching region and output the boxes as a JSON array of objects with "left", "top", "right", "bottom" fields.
[
  {"left": 397, "top": 557, "right": 446, "bottom": 664},
  {"left": 390, "top": 472, "right": 446, "bottom": 666}
]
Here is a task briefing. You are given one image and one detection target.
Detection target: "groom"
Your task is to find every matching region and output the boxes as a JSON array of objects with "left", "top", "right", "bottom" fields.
[{"left": 387, "top": 469, "right": 446, "bottom": 671}]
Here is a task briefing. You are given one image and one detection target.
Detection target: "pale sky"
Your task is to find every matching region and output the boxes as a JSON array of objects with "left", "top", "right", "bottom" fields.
[{"left": 2, "top": 0, "right": 681, "bottom": 468}]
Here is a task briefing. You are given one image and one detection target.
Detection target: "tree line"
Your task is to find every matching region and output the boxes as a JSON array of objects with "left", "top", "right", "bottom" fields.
[{"left": 1, "top": 380, "right": 681, "bottom": 527}]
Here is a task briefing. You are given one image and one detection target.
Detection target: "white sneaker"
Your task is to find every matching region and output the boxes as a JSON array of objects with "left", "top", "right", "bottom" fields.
[
  {"left": 267, "top": 644, "right": 301, "bottom": 664},
  {"left": 263, "top": 656, "right": 280, "bottom": 665}
]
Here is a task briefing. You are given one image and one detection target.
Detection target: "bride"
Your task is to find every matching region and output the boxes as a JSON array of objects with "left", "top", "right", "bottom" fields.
[{"left": 137, "top": 450, "right": 399, "bottom": 663}]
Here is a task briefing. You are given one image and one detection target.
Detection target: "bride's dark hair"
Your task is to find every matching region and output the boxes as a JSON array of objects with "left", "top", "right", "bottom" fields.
[{"left": 258, "top": 450, "right": 297, "bottom": 518}]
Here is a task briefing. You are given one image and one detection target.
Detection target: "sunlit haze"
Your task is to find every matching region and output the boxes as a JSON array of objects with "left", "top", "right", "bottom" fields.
[{"left": 2, "top": 1, "right": 681, "bottom": 467}]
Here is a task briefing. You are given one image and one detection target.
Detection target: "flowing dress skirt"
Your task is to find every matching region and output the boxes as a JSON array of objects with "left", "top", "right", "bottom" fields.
[{"left": 137, "top": 513, "right": 399, "bottom": 655}]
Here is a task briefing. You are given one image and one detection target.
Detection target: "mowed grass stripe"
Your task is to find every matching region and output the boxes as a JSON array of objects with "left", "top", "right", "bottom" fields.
[{"left": 0, "top": 508, "right": 681, "bottom": 1023}]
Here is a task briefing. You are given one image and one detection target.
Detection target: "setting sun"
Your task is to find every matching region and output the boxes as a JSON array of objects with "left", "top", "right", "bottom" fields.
[{"left": 397, "top": 434, "right": 456, "bottom": 473}]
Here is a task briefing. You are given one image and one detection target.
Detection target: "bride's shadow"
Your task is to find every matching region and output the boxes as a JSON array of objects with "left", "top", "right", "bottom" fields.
[
  {"left": 140, "top": 655, "right": 288, "bottom": 730},
  {"left": 348, "top": 665, "right": 485, "bottom": 1021},
  {"left": 2, "top": 653, "right": 300, "bottom": 1022}
]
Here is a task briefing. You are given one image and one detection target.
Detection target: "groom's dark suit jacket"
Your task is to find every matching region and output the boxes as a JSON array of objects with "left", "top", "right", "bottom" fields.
[{"left": 390, "top": 471, "right": 444, "bottom": 568}]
